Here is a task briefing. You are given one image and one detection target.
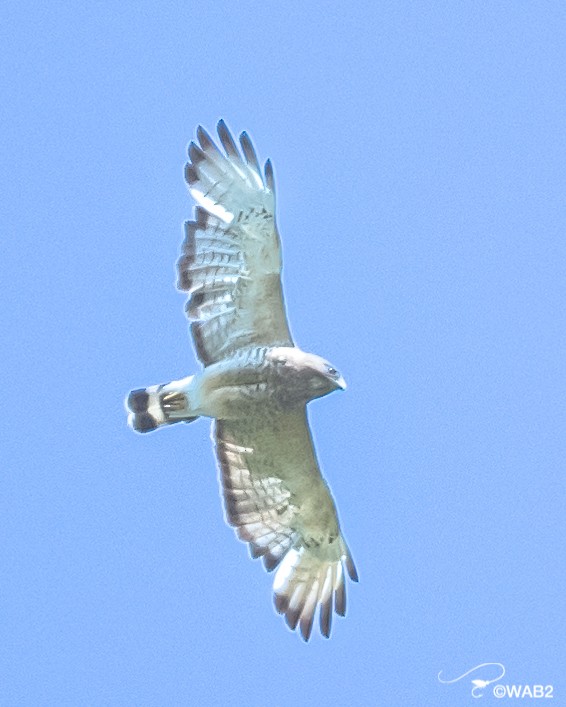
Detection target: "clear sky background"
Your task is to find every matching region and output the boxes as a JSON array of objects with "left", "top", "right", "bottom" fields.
[{"left": 1, "top": 2, "right": 565, "bottom": 705}]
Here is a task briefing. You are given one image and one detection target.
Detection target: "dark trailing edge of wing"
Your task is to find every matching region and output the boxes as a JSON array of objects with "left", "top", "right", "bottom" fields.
[
  {"left": 215, "top": 419, "right": 300, "bottom": 575},
  {"left": 185, "top": 163, "right": 197, "bottom": 187}
]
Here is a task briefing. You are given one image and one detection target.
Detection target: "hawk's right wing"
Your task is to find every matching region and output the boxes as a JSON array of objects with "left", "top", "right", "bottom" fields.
[
  {"left": 177, "top": 121, "right": 294, "bottom": 366},
  {"left": 214, "top": 408, "right": 357, "bottom": 641}
]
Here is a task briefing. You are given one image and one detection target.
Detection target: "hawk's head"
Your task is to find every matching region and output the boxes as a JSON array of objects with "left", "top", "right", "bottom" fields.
[{"left": 268, "top": 347, "right": 346, "bottom": 403}]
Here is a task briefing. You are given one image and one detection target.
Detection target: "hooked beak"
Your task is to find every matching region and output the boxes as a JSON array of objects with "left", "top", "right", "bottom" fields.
[{"left": 335, "top": 376, "right": 347, "bottom": 390}]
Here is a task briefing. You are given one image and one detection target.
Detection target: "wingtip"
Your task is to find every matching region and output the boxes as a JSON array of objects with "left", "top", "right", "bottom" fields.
[
  {"left": 196, "top": 124, "right": 215, "bottom": 151},
  {"left": 239, "top": 131, "right": 261, "bottom": 173},
  {"left": 264, "top": 158, "right": 274, "bottom": 191},
  {"left": 335, "top": 581, "right": 347, "bottom": 617},
  {"left": 299, "top": 613, "right": 315, "bottom": 642},
  {"left": 320, "top": 599, "right": 332, "bottom": 638},
  {"left": 188, "top": 141, "right": 205, "bottom": 164},
  {"left": 345, "top": 554, "right": 359, "bottom": 582},
  {"left": 216, "top": 119, "right": 240, "bottom": 159}
]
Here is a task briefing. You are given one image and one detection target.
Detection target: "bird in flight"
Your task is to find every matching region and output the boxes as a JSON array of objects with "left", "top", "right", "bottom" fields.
[{"left": 126, "top": 121, "right": 357, "bottom": 641}]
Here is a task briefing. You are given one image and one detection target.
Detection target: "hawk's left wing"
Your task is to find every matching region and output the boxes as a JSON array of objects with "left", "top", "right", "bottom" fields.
[
  {"left": 177, "top": 121, "right": 294, "bottom": 366},
  {"left": 214, "top": 408, "right": 357, "bottom": 641}
]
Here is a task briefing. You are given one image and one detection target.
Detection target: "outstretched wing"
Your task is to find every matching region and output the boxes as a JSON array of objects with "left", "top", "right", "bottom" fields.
[
  {"left": 214, "top": 408, "right": 358, "bottom": 641},
  {"left": 177, "top": 120, "right": 293, "bottom": 366}
]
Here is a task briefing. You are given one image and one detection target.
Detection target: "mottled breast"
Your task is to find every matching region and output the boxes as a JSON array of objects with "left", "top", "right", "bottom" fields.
[{"left": 197, "top": 345, "right": 314, "bottom": 420}]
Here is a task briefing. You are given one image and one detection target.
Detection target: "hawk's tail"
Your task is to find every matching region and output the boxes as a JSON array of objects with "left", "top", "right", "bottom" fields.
[{"left": 125, "top": 376, "right": 199, "bottom": 433}]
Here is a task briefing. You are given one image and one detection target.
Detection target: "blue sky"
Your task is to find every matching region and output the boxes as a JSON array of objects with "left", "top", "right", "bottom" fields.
[{"left": 1, "top": 2, "right": 565, "bottom": 705}]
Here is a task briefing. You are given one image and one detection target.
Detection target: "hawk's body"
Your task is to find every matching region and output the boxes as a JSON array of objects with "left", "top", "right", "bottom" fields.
[{"left": 126, "top": 121, "right": 357, "bottom": 641}]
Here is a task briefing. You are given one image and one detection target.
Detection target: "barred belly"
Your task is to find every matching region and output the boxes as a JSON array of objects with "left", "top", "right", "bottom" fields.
[
  {"left": 198, "top": 380, "right": 276, "bottom": 419},
  {"left": 196, "top": 347, "right": 280, "bottom": 420}
]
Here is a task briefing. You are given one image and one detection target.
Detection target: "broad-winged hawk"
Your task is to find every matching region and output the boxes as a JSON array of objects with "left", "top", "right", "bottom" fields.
[{"left": 126, "top": 121, "right": 357, "bottom": 641}]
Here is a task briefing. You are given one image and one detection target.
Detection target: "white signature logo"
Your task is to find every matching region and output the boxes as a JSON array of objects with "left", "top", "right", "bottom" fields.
[{"left": 438, "top": 662, "right": 506, "bottom": 698}]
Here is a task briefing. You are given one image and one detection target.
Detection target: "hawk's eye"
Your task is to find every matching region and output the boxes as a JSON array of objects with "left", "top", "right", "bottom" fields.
[{"left": 327, "top": 366, "right": 338, "bottom": 377}]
